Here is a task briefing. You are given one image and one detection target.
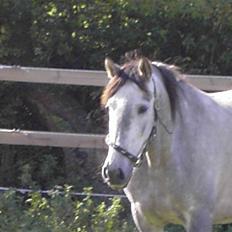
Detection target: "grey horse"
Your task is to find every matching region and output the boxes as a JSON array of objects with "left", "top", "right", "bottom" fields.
[{"left": 101, "top": 55, "right": 232, "bottom": 232}]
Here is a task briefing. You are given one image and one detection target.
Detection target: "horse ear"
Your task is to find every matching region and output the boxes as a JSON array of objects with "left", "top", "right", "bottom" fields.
[
  {"left": 104, "top": 58, "right": 119, "bottom": 79},
  {"left": 138, "top": 57, "right": 152, "bottom": 79}
]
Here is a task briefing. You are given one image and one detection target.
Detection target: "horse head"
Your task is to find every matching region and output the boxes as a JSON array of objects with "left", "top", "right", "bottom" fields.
[{"left": 101, "top": 57, "right": 156, "bottom": 189}]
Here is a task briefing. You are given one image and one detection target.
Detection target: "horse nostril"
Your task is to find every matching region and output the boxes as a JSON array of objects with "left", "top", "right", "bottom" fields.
[
  {"left": 107, "top": 168, "right": 125, "bottom": 184},
  {"left": 118, "top": 168, "right": 125, "bottom": 181},
  {"left": 102, "top": 166, "right": 127, "bottom": 187}
]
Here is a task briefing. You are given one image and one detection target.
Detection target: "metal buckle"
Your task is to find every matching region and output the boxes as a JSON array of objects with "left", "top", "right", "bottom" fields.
[{"left": 135, "top": 153, "right": 144, "bottom": 167}]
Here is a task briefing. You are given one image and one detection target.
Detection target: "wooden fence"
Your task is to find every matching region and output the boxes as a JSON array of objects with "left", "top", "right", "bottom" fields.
[{"left": 0, "top": 65, "right": 232, "bottom": 149}]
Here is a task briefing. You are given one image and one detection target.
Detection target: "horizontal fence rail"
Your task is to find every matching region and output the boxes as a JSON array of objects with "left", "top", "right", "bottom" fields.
[
  {"left": 187, "top": 75, "right": 232, "bottom": 91},
  {"left": 0, "top": 65, "right": 108, "bottom": 87},
  {"left": 0, "top": 129, "right": 107, "bottom": 149},
  {"left": 1, "top": 65, "right": 232, "bottom": 91},
  {"left": 0, "top": 65, "right": 232, "bottom": 149}
]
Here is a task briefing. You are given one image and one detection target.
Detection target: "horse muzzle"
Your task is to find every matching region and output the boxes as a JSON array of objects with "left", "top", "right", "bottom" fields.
[{"left": 102, "top": 164, "right": 130, "bottom": 189}]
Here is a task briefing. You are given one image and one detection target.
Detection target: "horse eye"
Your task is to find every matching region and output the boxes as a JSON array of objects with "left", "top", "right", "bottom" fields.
[{"left": 138, "top": 105, "right": 148, "bottom": 114}]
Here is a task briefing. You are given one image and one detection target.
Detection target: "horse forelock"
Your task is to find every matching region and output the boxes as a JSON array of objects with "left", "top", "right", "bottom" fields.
[{"left": 101, "top": 60, "right": 150, "bottom": 106}]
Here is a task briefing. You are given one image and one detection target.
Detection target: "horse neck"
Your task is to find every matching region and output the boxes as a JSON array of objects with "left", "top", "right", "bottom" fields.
[{"left": 147, "top": 71, "right": 173, "bottom": 167}]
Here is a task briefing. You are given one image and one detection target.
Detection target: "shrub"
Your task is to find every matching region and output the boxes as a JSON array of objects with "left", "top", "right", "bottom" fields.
[{"left": 0, "top": 186, "right": 136, "bottom": 232}]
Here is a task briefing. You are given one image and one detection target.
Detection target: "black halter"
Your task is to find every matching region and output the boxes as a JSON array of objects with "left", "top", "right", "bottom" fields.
[{"left": 106, "top": 68, "right": 158, "bottom": 168}]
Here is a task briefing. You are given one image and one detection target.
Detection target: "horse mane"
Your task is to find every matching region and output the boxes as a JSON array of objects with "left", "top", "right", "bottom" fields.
[{"left": 152, "top": 62, "right": 184, "bottom": 119}]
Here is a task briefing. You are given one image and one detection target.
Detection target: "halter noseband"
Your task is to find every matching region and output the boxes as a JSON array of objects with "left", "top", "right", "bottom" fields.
[
  {"left": 107, "top": 125, "right": 157, "bottom": 167},
  {"left": 106, "top": 68, "right": 158, "bottom": 168}
]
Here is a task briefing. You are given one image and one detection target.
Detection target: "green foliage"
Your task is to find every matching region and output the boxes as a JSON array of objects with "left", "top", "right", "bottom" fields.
[
  {"left": 1, "top": 0, "right": 232, "bottom": 73},
  {"left": 0, "top": 187, "right": 136, "bottom": 232},
  {"left": 0, "top": 187, "right": 231, "bottom": 232}
]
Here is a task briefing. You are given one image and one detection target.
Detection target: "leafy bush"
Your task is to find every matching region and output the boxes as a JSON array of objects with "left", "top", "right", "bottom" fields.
[
  {"left": 1, "top": 186, "right": 232, "bottom": 232},
  {"left": 0, "top": 186, "right": 136, "bottom": 232},
  {"left": 1, "top": 0, "right": 232, "bottom": 74}
]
